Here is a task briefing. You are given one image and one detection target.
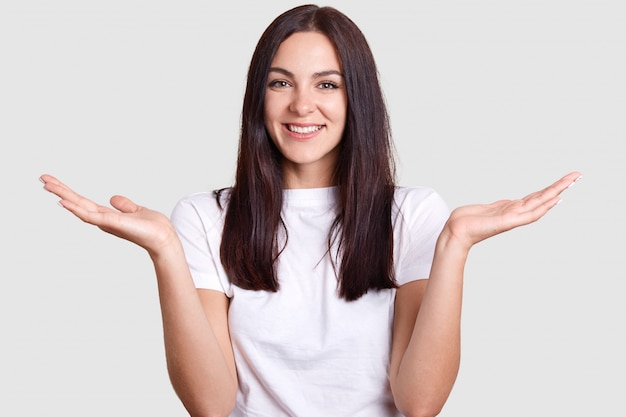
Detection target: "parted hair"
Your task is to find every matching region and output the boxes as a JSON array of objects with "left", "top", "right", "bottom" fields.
[{"left": 218, "top": 4, "right": 397, "bottom": 301}]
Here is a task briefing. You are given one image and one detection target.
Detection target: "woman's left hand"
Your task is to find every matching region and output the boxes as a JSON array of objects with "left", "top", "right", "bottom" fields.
[{"left": 443, "top": 171, "right": 582, "bottom": 251}]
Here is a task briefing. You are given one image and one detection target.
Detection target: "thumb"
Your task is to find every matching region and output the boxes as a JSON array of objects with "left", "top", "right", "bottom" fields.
[{"left": 109, "top": 195, "right": 141, "bottom": 213}]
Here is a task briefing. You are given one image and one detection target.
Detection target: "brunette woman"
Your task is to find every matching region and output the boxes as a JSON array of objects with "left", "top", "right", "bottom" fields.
[{"left": 41, "top": 4, "right": 581, "bottom": 417}]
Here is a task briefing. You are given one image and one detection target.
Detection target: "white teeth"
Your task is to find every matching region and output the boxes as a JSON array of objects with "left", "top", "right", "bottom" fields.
[{"left": 288, "top": 125, "right": 322, "bottom": 134}]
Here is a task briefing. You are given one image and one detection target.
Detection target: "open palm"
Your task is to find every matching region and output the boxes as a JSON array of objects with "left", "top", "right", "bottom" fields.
[
  {"left": 444, "top": 171, "right": 582, "bottom": 250},
  {"left": 40, "top": 174, "right": 177, "bottom": 256}
]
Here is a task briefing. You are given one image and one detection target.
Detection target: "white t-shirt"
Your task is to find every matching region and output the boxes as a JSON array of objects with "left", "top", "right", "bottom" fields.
[{"left": 170, "top": 186, "right": 450, "bottom": 417}]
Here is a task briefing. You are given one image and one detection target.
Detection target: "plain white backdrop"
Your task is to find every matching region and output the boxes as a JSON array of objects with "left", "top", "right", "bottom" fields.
[{"left": 2, "top": 0, "right": 624, "bottom": 415}]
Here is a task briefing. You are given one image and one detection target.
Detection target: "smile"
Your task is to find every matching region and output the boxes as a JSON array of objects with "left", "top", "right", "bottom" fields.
[{"left": 286, "top": 124, "right": 324, "bottom": 134}]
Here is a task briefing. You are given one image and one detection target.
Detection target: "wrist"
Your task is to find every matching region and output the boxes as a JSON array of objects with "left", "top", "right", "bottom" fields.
[
  {"left": 147, "top": 228, "right": 184, "bottom": 262},
  {"left": 435, "top": 225, "right": 472, "bottom": 259}
]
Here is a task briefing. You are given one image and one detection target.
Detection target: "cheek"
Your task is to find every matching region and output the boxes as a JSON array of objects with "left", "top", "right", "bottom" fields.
[
  {"left": 263, "top": 100, "right": 276, "bottom": 128},
  {"left": 330, "top": 103, "right": 348, "bottom": 126},
  {"left": 265, "top": 90, "right": 289, "bottom": 110},
  {"left": 263, "top": 112, "right": 280, "bottom": 145},
  {"left": 327, "top": 95, "right": 348, "bottom": 123},
  {"left": 264, "top": 119, "right": 277, "bottom": 145}
]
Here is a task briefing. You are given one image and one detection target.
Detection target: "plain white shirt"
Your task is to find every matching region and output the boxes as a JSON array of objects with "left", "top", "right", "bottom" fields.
[{"left": 171, "top": 186, "right": 449, "bottom": 417}]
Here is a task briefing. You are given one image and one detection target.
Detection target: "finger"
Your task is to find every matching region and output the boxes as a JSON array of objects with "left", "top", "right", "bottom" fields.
[
  {"left": 495, "top": 172, "right": 580, "bottom": 228},
  {"left": 521, "top": 171, "right": 582, "bottom": 207},
  {"left": 39, "top": 174, "right": 60, "bottom": 185},
  {"left": 546, "top": 171, "right": 583, "bottom": 196},
  {"left": 110, "top": 195, "right": 141, "bottom": 214},
  {"left": 58, "top": 197, "right": 119, "bottom": 227},
  {"left": 41, "top": 175, "right": 101, "bottom": 212},
  {"left": 41, "top": 174, "right": 72, "bottom": 196},
  {"left": 512, "top": 172, "right": 581, "bottom": 225},
  {"left": 40, "top": 173, "right": 74, "bottom": 189}
]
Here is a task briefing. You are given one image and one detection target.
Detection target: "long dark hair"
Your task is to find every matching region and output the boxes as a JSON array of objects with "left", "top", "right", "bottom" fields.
[{"left": 219, "top": 4, "right": 397, "bottom": 301}]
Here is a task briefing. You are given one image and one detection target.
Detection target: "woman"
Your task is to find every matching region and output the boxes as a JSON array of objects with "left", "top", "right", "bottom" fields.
[{"left": 40, "top": 4, "right": 581, "bottom": 417}]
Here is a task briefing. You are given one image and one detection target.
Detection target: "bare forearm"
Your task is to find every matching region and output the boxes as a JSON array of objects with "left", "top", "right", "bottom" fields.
[
  {"left": 150, "top": 243, "right": 237, "bottom": 416},
  {"left": 392, "top": 230, "right": 467, "bottom": 417}
]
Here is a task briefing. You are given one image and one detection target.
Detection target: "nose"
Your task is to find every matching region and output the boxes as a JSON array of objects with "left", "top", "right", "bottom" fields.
[{"left": 289, "top": 87, "right": 316, "bottom": 115}]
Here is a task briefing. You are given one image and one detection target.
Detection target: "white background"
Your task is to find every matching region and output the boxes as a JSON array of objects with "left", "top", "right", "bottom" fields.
[{"left": 2, "top": 0, "right": 624, "bottom": 415}]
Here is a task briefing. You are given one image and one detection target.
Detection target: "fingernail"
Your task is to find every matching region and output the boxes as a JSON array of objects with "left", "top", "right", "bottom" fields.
[{"left": 568, "top": 175, "right": 583, "bottom": 188}]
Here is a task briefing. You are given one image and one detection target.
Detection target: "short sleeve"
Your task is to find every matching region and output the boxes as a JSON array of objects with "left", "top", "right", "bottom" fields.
[
  {"left": 393, "top": 187, "right": 450, "bottom": 286},
  {"left": 169, "top": 192, "right": 233, "bottom": 297}
]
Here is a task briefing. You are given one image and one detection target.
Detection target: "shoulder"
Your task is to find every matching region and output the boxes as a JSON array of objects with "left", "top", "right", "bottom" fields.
[
  {"left": 170, "top": 188, "right": 232, "bottom": 233},
  {"left": 393, "top": 186, "right": 450, "bottom": 218},
  {"left": 391, "top": 186, "right": 450, "bottom": 285},
  {"left": 175, "top": 187, "right": 231, "bottom": 206}
]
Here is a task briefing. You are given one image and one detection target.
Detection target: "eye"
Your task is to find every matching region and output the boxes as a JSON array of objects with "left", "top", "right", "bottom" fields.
[
  {"left": 268, "top": 79, "right": 291, "bottom": 89},
  {"left": 318, "top": 81, "right": 340, "bottom": 90}
]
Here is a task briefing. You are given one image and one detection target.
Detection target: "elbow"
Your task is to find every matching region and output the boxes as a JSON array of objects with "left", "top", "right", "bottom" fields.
[
  {"left": 174, "top": 383, "right": 237, "bottom": 417},
  {"left": 168, "top": 368, "right": 237, "bottom": 417},
  {"left": 396, "top": 403, "right": 443, "bottom": 417},
  {"left": 392, "top": 389, "right": 446, "bottom": 417},
  {"left": 186, "top": 398, "right": 236, "bottom": 417},
  {"left": 190, "top": 409, "right": 233, "bottom": 417},
  {"left": 390, "top": 370, "right": 457, "bottom": 417},
  {"left": 189, "top": 412, "right": 230, "bottom": 417}
]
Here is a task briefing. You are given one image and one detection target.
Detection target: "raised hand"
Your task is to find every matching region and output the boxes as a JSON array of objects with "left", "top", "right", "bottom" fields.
[
  {"left": 443, "top": 171, "right": 582, "bottom": 251},
  {"left": 40, "top": 174, "right": 178, "bottom": 256}
]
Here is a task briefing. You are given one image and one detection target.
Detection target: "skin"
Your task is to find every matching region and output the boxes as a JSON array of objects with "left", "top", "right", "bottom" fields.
[
  {"left": 39, "top": 30, "right": 582, "bottom": 417},
  {"left": 264, "top": 31, "right": 348, "bottom": 189},
  {"left": 389, "top": 184, "right": 584, "bottom": 416}
]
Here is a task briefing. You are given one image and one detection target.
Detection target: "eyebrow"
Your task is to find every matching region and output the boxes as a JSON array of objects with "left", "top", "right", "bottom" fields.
[{"left": 268, "top": 67, "right": 344, "bottom": 78}]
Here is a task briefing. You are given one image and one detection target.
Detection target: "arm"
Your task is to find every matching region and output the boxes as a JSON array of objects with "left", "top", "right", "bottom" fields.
[
  {"left": 389, "top": 171, "right": 582, "bottom": 417},
  {"left": 40, "top": 174, "right": 237, "bottom": 417},
  {"left": 152, "top": 242, "right": 237, "bottom": 417},
  {"left": 389, "top": 232, "right": 465, "bottom": 417}
]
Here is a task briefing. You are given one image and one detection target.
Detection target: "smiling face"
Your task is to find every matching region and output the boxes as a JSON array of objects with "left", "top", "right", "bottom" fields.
[{"left": 264, "top": 31, "right": 348, "bottom": 189}]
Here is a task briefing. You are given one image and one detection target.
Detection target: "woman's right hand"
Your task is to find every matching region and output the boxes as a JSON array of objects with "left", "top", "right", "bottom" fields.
[{"left": 40, "top": 174, "right": 178, "bottom": 257}]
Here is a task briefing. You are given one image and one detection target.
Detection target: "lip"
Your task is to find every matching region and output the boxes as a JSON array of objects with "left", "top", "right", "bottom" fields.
[{"left": 283, "top": 123, "right": 325, "bottom": 141}]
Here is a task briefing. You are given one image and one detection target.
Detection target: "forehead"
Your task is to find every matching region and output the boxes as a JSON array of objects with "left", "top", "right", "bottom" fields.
[{"left": 271, "top": 31, "right": 342, "bottom": 71}]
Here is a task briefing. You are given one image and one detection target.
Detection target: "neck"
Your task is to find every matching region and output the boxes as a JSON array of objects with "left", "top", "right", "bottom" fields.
[{"left": 282, "top": 163, "right": 337, "bottom": 189}]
